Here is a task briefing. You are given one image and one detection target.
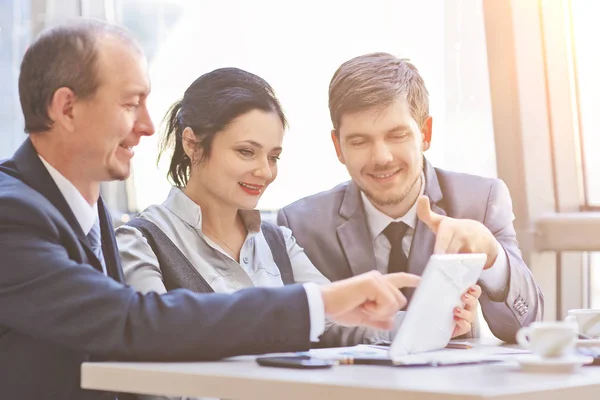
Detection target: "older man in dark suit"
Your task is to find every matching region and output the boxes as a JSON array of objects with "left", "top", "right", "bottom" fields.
[
  {"left": 0, "top": 23, "right": 418, "bottom": 400},
  {"left": 279, "top": 53, "right": 544, "bottom": 343}
]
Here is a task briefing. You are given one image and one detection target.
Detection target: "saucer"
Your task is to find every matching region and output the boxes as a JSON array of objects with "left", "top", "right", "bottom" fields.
[
  {"left": 514, "top": 354, "right": 594, "bottom": 373},
  {"left": 576, "top": 339, "right": 600, "bottom": 347}
]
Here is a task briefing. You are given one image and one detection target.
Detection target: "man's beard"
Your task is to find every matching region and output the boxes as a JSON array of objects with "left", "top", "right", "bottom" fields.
[
  {"left": 363, "top": 171, "right": 421, "bottom": 207},
  {"left": 361, "top": 157, "right": 424, "bottom": 207}
]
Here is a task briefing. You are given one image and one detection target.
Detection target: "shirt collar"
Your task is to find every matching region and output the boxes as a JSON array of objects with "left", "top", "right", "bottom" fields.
[
  {"left": 361, "top": 173, "right": 425, "bottom": 242},
  {"left": 163, "top": 186, "right": 262, "bottom": 234},
  {"left": 38, "top": 155, "right": 98, "bottom": 235}
]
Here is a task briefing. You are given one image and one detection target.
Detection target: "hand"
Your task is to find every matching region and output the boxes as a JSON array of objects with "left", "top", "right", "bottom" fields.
[
  {"left": 452, "top": 285, "right": 482, "bottom": 338},
  {"left": 320, "top": 271, "right": 420, "bottom": 330},
  {"left": 417, "top": 195, "right": 499, "bottom": 269}
]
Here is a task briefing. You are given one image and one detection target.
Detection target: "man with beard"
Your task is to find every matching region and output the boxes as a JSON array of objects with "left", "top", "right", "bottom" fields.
[{"left": 278, "top": 53, "right": 544, "bottom": 343}]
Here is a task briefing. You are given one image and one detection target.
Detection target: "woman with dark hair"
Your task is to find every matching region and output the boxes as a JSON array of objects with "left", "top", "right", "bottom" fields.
[{"left": 116, "top": 68, "right": 403, "bottom": 351}]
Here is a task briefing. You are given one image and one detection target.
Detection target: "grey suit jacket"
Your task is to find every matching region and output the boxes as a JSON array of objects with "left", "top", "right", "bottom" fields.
[{"left": 278, "top": 160, "right": 544, "bottom": 343}]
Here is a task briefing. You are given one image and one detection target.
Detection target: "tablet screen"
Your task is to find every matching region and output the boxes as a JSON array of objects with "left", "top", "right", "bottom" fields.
[{"left": 389, "top": 253, "right": 486, "bottom": 361}]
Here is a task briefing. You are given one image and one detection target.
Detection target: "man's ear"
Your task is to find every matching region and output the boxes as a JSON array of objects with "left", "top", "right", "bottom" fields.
[
  {"left": 331, "top": 129, "right": 345, "bottom": 164},
  {"left": 182, "top": 127, "right": 201, "bottom": 162},
  {"left": 421, "top": 116, "right": 433, "bottom": 152},
  {"left": 47, "top": 87, "right": 77, "bottom": 132}
]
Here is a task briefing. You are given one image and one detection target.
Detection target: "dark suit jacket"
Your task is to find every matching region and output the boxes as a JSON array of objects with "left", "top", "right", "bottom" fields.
[
  {"left": 0, "top": 139, "right": 311, "bottom": 400},
  {"left": 278, "top": 160, "right": 544, "bottom": 343}
]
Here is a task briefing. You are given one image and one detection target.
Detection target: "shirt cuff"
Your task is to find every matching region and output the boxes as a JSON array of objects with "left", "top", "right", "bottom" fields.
[
  {"left": 302, "top": 282, "right": 326, "bottom": 342},
  {"left": 478, "top": 241, "right": 510, "bottom": 299}
]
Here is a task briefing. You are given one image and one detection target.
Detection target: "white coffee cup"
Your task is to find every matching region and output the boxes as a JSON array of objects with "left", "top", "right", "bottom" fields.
[
  {"left": 516, "top": 321, "right": 578, "bottom": 358},
  {"left": 565, "top": 309, "right": 600, "bottom": 339}
]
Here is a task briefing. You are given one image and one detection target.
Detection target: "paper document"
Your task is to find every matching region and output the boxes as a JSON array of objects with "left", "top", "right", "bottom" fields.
[{"left": 305, "top": 344, "right": 530, "bottom": 366}]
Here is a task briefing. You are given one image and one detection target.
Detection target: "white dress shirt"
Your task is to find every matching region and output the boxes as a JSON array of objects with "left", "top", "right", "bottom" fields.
[
  {"left": 38, "top": 156, "right": 106, "bottom": 276},
  {"left": 38, "top": 156, "right": 98, "bottom": 235},
  {"left": 360, "top": 175, "right": 509, "bottom": 297},
  {"left": 117, "top": 186, "right": 328, "bottom": 341}
]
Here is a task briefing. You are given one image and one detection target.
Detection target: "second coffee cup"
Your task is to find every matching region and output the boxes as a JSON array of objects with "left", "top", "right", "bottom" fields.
[{"left": 516, "top": 321, "right": 578, "bottom": 358}]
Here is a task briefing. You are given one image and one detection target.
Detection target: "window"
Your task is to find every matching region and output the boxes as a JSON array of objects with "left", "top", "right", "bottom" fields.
[
  {"left": 571, "top": 0, "right": 600, "bottom": 208},
  {"left": 570, "top": 0, "right": 600, "bottom": 308},
  {"left": 590, "top": 253, "right": 600, "bottom": 308},
  {"left": 0, "top": 0, "right": 31, "bottom": 159},
  {"left": 117, "top": 0, "right": 496, "bottom": 212}
]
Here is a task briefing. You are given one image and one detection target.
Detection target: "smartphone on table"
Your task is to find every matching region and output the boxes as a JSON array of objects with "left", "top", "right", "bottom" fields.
[{"left": 256, "top": 355, "right": 335, "bottom": 369}]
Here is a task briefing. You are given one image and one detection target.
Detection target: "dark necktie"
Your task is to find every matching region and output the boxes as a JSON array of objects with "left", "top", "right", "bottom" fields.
[
  {"left": 87, "top": 218, "right": 107, "bottom": 275},
  {"left": 383, "top": 222, "right": 409, "bottom": 274}
]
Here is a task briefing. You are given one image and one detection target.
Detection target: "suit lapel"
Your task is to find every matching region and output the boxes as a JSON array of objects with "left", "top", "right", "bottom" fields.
[
  {"left": 13, "top": 139, "right": 87, "bottom": 242},
  {"left": 408, "top": 207, "right": 445, "bottom": 276},
  {"left": 12, "top": 138, "right": 104, "bottom": 274},
  {"left": 337, "top": 182, "right": 377, "bottom": 276},
  {"left": 407, "top": 159, "right": 447, "bottom": 276}
]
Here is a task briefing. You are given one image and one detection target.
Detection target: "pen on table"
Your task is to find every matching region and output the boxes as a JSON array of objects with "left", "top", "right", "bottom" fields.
[
  {"left": 445, "top": 342, "right": 473, "bottom": 350},
  {"left": 335, "top": 357, "right": 395, "bottom": 366}
]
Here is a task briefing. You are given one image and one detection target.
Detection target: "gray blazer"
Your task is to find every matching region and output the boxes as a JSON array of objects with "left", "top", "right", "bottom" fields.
[{"left": 278, "top": 160, "right": 544, "bottom": 343}]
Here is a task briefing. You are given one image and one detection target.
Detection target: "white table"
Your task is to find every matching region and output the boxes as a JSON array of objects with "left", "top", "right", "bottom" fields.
[{"left": 81, "top": 350, "right": 600, "bottom": 400}]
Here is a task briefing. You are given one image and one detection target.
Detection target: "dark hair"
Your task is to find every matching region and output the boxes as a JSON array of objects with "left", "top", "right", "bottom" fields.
[
  {"left": 18, "top": 19, "right": 140, "bottom": 133},
  {"left": 160, "top": 67, "right": 288, "bottom": 187}
]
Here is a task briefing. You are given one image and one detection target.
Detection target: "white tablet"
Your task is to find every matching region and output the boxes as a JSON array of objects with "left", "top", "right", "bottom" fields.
[{"left": 389, "top": 253, "right": 486, "bottom": 361}]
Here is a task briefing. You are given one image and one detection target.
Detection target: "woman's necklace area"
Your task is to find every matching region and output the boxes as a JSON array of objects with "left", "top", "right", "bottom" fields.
[{"left": 202, "top": 225, "right": 239, "bottom": 259}]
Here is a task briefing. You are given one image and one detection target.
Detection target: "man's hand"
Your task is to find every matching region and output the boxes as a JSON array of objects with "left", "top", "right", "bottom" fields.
[
  {"left": 320, "top": 271, "right": 420, "bottom": 330},
  {"left": 417, "top": 195, "right": 499, "bottom": 269},
  {"left": 452, "top": 285, "right": 482, "bottom": 337}
]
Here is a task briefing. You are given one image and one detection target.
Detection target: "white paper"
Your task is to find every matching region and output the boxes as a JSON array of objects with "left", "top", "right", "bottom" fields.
[{"left": 305, "top": 343, "right": 529, "bottom": 366}]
